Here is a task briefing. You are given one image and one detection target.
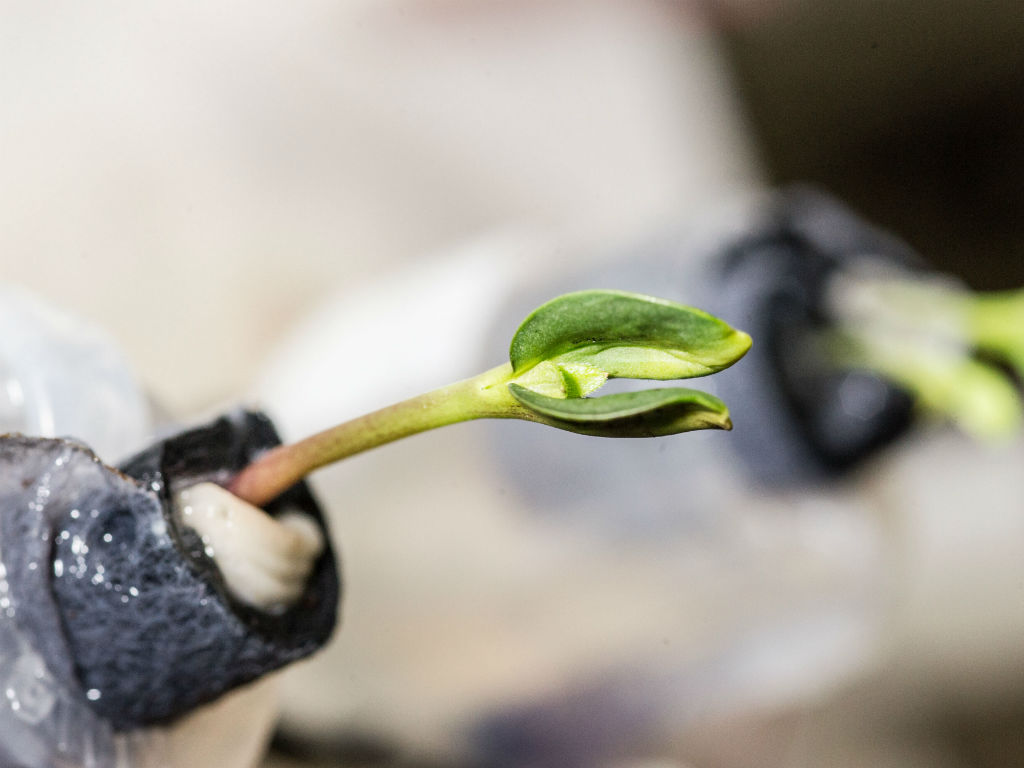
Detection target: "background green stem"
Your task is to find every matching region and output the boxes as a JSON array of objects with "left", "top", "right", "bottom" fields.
[
  {"left": 230, "top": 363, "right": 528, "bottom": 507},
  {"left": 824, "top": 274, "right": 1024, "bottom": 439}
]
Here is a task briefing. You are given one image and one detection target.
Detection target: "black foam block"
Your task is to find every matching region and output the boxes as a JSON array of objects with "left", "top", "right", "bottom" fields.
[
  {"left": 710, "top": 189, "right": 919, "bottom": 481},
  {"left": 0, "top": 411, "right": 340, "bottom": 731}
]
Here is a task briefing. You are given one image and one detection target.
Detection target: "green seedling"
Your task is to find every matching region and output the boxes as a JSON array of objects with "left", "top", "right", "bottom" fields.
[
  {"left": 229, "top": 290, "right": 752, "bottom": 507},
  {"left": 827, "top": 273, "right": 1024, "bottom": 440}
]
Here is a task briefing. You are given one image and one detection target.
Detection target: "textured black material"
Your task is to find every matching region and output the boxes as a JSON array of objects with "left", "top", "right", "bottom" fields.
[
  {"left": 0, "top": 411, "right": 340, "bottom": 731},
  {"left": 709, "top": 189, "right": 919, "bottom": 481}
]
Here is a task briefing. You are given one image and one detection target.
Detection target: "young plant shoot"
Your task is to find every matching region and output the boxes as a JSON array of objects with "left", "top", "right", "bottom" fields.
[
  {"left": 229, "top": 290, "right": 752, "bottom": 507},
  {"left": 827, "top": 272, "right": 1024, "bottom": 440}
]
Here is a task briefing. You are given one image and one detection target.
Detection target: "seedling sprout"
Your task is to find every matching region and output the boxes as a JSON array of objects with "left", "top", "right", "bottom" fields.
[
  {"left": 827, "top": 274, "right": 1024, "bottom": 440},
  {"left": 229, "top": 290, "right": 752, "bottom": 506}
]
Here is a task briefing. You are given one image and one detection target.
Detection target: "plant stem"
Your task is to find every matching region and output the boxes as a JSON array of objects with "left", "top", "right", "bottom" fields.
[
  {"left": 229, "top": 364, "right": 529, "bottom": 507},
  {"left": 824, "top": 273, "right": 1024, "bottom": 439},
  {"left": 968, "top": 289, "right": 1024, "bottom": 371}
]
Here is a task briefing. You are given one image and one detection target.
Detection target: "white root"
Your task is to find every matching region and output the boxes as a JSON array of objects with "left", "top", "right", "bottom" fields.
[{"left": 172, "top": 482, "right": 324, "bottom": 613}]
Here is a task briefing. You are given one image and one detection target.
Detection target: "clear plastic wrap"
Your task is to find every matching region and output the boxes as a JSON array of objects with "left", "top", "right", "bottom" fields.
[
  {"left": 0, "top": 287, "right": 151, "bottom": 466},
  {"left": 0, "top": 286, "right": 154, "bottom": 766},
  {"left": 0, "top": 575, "right": 126, "bottom": 767}
]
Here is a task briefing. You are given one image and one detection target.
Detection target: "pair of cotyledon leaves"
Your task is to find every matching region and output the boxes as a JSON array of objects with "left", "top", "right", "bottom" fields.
[
  {"left": 226, "top": 290, "right": 753, "bottom": 508},
  {"left": 504, "top": 290, "right": 752, "bottom": 438}
]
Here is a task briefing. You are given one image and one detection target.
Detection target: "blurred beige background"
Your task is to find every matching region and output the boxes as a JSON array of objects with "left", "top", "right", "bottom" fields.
[{"left": 0, "top": 0, "right": 756, "bottom": 417}]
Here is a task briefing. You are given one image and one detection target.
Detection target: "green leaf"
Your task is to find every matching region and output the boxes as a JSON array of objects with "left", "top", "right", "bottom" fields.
[
  {"left": 509, "top": 290, "right": 751, "bottom": 380},
  {"left": 557, "top": 362, "right": 607, "bottom": 398},
  {"left": 829, "top": 325, "right": 1023, "bottom": 441},
  {"left": 508, "top": 382, "right": 732, "bottom": 437},
  {"left": 510, "top": 361, "right": 569, "bottom": 398},
  {"left": 883, "top": 352, "right": 1022, "bottom": 440},
  {"left": 969, "top": 288, "right": 1024, "bottom": 377}
]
